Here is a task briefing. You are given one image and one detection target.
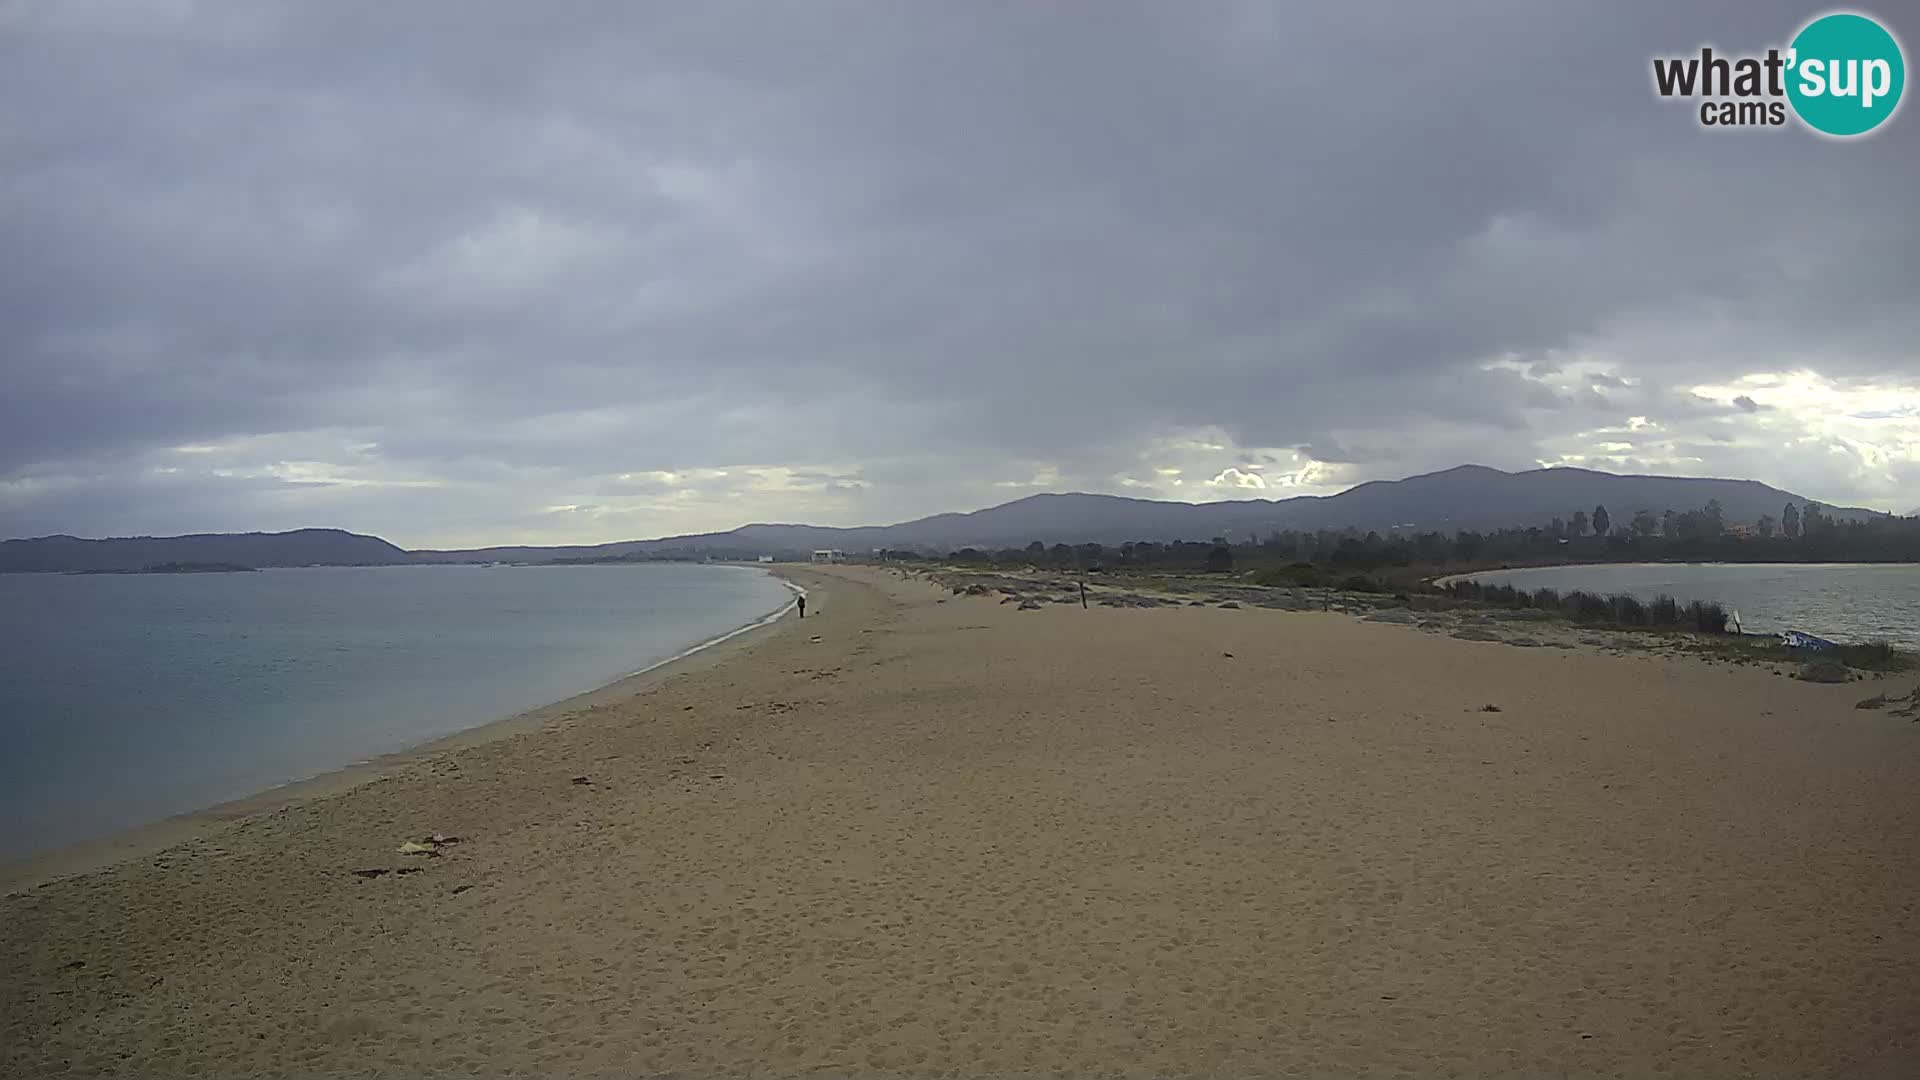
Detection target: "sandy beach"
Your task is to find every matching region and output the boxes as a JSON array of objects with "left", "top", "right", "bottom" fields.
[{"left": 3, "top": 565, "right": 1916, "bottom": 1077}]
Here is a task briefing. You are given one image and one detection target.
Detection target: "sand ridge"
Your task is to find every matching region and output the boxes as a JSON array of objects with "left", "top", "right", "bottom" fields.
[{"left": 3, "top": 566, "right": 1916, "bottom": 1077}]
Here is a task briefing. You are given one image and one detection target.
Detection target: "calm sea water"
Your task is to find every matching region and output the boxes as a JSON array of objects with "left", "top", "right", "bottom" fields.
[
  {"left": 0, "top": 563, "right": 794, "bottom": 861},
  {"left": 1451, "top": 563, "right": 1920, "bottom": 647}
]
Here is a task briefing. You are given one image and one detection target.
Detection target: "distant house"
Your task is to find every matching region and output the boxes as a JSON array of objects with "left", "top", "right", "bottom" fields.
[
  {"left": 810, "top": 549, "right": 845, "bottom": 564},
  {"left": 757, "top": 554, "right": 775, "bottom": 563}
]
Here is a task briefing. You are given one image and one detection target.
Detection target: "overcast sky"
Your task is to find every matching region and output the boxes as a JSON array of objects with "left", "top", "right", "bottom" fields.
[{"left": 3, "top": 2, "right": 1916, "bottom": 547}]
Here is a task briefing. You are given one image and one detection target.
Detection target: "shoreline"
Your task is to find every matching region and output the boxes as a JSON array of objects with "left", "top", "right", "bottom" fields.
[
  {"left": 0, "top": 567, "right": 816, "bottom": 895},
  {"left": 5, "top": 565, "right": 1916, "bottom": 1076},
  {"left": 622, "top": 573, "right": 805, "bottom": 679},
  {"left": 1433, "top": 559, "right": 1920, "bottom": 587}
]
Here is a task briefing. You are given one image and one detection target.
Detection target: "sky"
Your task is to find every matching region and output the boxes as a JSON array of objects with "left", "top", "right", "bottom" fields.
[{"left": 3, "top": 1, "right": 1916, "bottom": 548}]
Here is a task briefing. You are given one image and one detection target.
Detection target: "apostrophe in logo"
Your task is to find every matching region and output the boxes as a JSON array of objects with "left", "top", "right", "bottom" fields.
[
  {"left": 1651, "top": 10, "right": 1905, "bottom": 137},
  {"left": 1786, "top": 12, "right": 1904, "bottom": 136}
]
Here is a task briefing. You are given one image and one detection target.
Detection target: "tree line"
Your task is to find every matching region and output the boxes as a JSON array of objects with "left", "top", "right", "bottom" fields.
[{"left": 918, "top": 500, "right": 1918, "bottom": 576}]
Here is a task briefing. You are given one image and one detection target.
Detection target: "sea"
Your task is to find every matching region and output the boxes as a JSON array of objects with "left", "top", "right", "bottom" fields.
[
  {"left": 0, "top": 563, "right": 795, "bottom": 862},
  {"left": 1447, "top": 562, "right": 1920, "bottom": 648}
]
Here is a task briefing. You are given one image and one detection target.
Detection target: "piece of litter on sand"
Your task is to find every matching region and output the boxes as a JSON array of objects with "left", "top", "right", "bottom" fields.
[
  {"left": 809, "top": 636, "right": 823, "bottom": 643},
  {"left": 570, "top": 775, "right": 593, "bottom": 786},
  {"left": 396, "top": 841, "right": 439, "bottom": 856},
  {"left": 1479, "top": 704, "right": 1502, "bottom": 712},
  {"left": 428, "top": 833, "right": 462, "bottom": 846},
  {"left": 451, "top": 884, "right": 473, "bottom": 895}
]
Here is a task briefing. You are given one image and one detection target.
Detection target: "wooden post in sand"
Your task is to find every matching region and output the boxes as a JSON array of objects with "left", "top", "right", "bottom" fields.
[{"left": 1080, "top": 579, "right": 1088, "bottom": 608}]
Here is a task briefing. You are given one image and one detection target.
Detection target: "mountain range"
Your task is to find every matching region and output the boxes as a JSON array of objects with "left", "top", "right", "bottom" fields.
[{"left": 0, "top": 465, "right": 1886, "bottom": 572}]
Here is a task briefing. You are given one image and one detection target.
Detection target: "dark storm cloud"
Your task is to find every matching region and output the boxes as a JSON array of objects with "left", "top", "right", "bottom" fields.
[{"left": 3, "top": 0, "right": 1916, "bottom": 544}]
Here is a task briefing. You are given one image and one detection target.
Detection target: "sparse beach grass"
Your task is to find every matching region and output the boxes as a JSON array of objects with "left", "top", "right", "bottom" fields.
[{"left": 927, "top": 564, "right": 1917, "bottom": 676}]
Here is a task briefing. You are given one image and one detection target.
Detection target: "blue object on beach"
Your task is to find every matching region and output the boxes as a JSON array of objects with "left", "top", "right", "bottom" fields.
[{"left": 1780, "top": 630, "right": 1837, "bottom": 651}]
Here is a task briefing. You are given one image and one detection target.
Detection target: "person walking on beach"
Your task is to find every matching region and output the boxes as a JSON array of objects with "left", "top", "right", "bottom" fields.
[{"left": 797, "top": 594, "right": 806, "bottom": 618}]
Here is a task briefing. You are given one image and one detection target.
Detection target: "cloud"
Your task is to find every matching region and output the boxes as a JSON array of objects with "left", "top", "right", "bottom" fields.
[
  {"left": 3, "top": 1, "right": 1917, "bottom": 546},
  {"left": 1204, "top": 468, "right": 1267, "bottom": 491}
]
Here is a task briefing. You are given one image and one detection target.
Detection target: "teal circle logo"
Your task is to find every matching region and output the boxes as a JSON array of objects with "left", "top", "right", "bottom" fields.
[{"left": 1787, "top": 12, "right": 1905, "bottom": 136}]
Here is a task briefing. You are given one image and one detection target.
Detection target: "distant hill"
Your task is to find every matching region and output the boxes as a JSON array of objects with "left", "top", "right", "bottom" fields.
[
  {"left": 417, "top": 465, "right": 1880, "bottom": 559},
  {"left": 6, "top": 466, "right": 1883, "bottom": 570},
  {"left": 0, "top": 529, "right": 408, "bottom": 573}
]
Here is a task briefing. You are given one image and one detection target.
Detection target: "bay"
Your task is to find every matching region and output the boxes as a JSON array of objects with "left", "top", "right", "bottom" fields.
[{"left": 0, "top": 563, "right": 793, "bottom": 860}]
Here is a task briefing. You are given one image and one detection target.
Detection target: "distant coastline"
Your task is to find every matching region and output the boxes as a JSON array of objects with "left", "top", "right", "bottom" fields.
[
  {"left": 67, "top": 561, "right": 259, "bottom": 575},
  {"left": 6, "top": 464, "right": 1912, "bottom": 574}
]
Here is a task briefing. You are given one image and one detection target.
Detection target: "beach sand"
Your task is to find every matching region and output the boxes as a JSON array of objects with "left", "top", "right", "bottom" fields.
[{"left": 3, "top": 566, "right": 1916, "bottom": 1077}]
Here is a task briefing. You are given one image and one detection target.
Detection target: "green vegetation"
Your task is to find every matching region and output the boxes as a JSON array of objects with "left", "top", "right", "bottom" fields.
[
  {"left": 924, "top": 499, "right": 1915, "bottom": 665},
  {"left": 929, "top": 557, "right": 1916, "bottom": 676},
  {"left": 940, "top": 499, "right": 1917, "bottom": 579},
  {"left": 1440, "top": 578, "right": 1730, "bottom": 633},
  {"left": 1830, "top": 640, "right": 1908, "bottom": 672},
  {"left": 1538, "top": 610, "right": 1894, "bottom": 664}
]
